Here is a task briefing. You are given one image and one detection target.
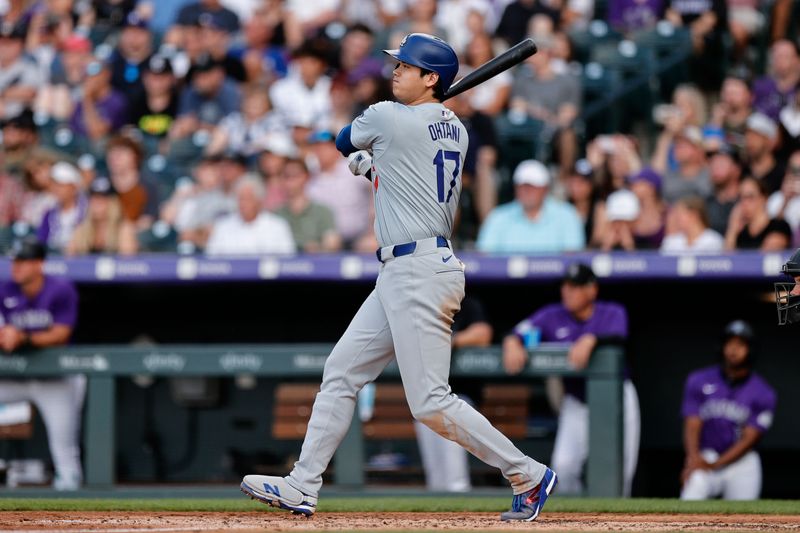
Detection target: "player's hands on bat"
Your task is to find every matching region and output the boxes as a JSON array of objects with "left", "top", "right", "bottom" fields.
[
  {"left": 502, "top": 335, "right": 528, "bottom": 375},
  {"left": 348, "top": 150, "right": 372, "bottom": 177},
  {"left": 567, "top": 333, "right": 597, "bottom": 370}
]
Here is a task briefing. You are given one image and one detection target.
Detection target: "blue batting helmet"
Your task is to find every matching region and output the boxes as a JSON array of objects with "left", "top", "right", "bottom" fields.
[{"left": 383, "top": 33, "right": 459, "bottom": 92}]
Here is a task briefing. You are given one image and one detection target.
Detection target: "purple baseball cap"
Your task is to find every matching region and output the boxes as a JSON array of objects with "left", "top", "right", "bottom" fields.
[{"left": 627, "top": 167, "right": 663, "bottom": 194}]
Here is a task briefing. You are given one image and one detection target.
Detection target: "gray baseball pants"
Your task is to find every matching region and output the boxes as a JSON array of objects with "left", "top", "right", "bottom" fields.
[{"left": 287, "top": 238, "right": 546, "bottom": 496}]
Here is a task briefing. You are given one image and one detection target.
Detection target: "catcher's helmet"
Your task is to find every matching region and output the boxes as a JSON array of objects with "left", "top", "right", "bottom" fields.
[
  {"left": 775, "top": 247, "right": 800, "bottom": 325},
  {"left": 383, "top": 33, "right": 459, "bottom": 92}
]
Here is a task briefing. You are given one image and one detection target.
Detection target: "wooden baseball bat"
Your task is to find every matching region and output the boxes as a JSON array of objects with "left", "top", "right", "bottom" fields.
[{"left": 443, "top": 38, "right": 538, "bottom": 101}]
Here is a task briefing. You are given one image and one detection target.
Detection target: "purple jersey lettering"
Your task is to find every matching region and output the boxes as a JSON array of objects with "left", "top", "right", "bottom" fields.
[{"left": 682, "top": 366, "right": 777, "bottom": 454}]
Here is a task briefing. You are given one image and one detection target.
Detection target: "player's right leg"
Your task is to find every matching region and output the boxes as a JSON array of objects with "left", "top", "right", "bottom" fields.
[
  {"left": 242, "top": 289, "right": 395, "bottom": 514},
  {"left": 30, "top": 377, "right": 85, "bottom": 490},
  {"left": 550, "top": 394, "right": 589, "bottom": 495},
  {"left": 681, "top": 450, "right": 723, "bottom": 500}
]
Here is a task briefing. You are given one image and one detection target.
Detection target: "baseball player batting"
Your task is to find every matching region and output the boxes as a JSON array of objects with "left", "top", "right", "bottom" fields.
[{"left": 241, "top": 33, "right": 557, "bottom": 521}]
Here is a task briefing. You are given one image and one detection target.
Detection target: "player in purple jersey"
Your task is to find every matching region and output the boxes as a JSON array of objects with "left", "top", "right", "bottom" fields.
[
  {"left": 681, "top": 320, "right": 777, "bottom": 500},
  {"left": 0, "top": 237, "right": 84, "bottom": 490},
  {"left": 502, "top": 263, "right": 640, "bottom": 496}
]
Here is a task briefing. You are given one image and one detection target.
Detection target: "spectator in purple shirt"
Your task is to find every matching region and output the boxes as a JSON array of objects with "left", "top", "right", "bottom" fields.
[
  {"left": 502, "top": 263, "right": 640, "bottom": 496},
  {"left": 0, "top": 237, "right": 84, "bottom": 490},
  {"left": 70, "top": 58, "right": 129, "bottom": 142},
  {"left": 38, "top": 162, "right": 88, "bottom": 254},
  {"left": 681, "top": 320, "right": 777, "bottom": 500},
  {"left": 607, "top": 0, "right": 665, "bottom": 34},
  {"left": 752, "top": 40, "right": 800, "bottom": 122}
]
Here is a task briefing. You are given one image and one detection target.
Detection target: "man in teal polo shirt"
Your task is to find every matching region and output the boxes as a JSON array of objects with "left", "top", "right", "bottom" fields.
[{"left": 476, "top": 160, "right": 585, "bottom": 253}]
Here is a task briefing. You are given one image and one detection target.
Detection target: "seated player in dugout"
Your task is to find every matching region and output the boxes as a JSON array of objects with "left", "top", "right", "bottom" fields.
[
  {"left": 502, "top": 263, "right": 640, "bottom": 497},
  {"left": 775, "top": 247, "right": 800, "bottom": 325},
  {"left": 680, "top": 320, "right": 777, "bottom": 500},
  {"left": 0, "top": 237, "right": 85, "bottom": 490}
]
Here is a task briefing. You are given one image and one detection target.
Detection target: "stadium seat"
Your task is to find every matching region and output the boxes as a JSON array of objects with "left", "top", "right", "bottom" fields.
[
  {"left": 580, "top": 62, "right": 623, "bottom": 139},
  {"left": 494, "top": 114, "right": 547, "bottom": 203},
  {"left": 569, "top": 19, "right": 623, "bottom": 65},
  {"left": 631, "top": 21, "right": 693, "bottom": 101}
]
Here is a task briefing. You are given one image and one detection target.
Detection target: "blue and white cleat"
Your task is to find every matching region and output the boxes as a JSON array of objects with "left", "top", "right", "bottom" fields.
[
  {"left": 240, "top": 475, "right": 317, "bottom": 517},
  {"left": 500, "top": 468, "right": 558, "bottom": 522}
]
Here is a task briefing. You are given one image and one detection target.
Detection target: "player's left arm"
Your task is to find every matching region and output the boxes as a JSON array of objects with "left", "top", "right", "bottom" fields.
[
  {"left": 30, "top": 282, "right": 78, "bottom": 348},
  {"left": 713, "top": 389, "right": 778, "bottom": 469},
  {"left": 568, "top": 305, "right": 627, "bottom": 370}
]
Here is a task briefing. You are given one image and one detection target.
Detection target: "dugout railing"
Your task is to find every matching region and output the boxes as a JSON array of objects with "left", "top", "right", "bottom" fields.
[{"left": 0, "top": 344, "right": 624, "bottom": 497}]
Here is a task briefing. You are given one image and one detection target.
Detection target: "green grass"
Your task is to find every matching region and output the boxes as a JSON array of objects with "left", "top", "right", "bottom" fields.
[{"left": 0, "top": 498, "right": 797, "bottom": 514}]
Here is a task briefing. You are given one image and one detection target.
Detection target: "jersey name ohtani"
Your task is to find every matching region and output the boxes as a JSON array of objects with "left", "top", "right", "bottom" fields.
[{"left": 428, "top": 121, "right": 462, "bottom": 143}]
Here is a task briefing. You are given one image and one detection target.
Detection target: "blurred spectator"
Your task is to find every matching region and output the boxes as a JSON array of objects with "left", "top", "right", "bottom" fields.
[
  {"left": 0, "top": 21, "right": 41, "bottom": 120},
  {"left": 565, "top": 159, "right": 601, "bottom": 246},
  {"left": 70, "top": 58, "right": 129, "bottom": 141},
  {"left": 110, "top": 12, "right": 154, "bottom": 106},
  {"left": 130, "top": 54, "right": 180, "bottom": 142},
  {"left": 36, "top": 33, "right": 93, "bottom": 123},
  {"left": 659, "top": 126, "right": 711, "bottom": 203},
  {"left": 334, "top": 24, "right": 381, "bottom": 86},
  {"left": 651, "top": 84, "right": 708, "bottom": 175},
  {"left": 160, "top": 155, "right": 233, "bottom": 250},
  {"left": 269, "top": 39, "right": 332, "bottom": 138},
  {"left": 510, "top": 36, "right": 580, "bottom": 174},
  {"left": 206, "top": 85, "right": 287, "bottom": 157},
  {"left": 1, "top": 109, "right": 40, "bottom": 178},
  {"left": 20, "top": 153, "right": 58, "bottom": 229},
  {"left": 608, "top": 0, "right": 665, "bottom": 33},
  {"left": 306, "top": 131, "right": 372, "bottom": 248},
  {"left": 752, "top": 40, "right": 800, "bottom": 122},
  {"left": 443, "top": 92, "right": 498, "bottom": 248},
  {"left": 743, "top": 112, "right": 784, "bottom": 195},
  {"left": 680, "top": 320, "right": 776, "bottom": 501},
  {"left": 706, "top": 143, "right": 743, "bottom": 235},
  {"left": 665, "top": 0, "right": 727, "bottom": 90},
  {"left": 205, "top": 176, "right": 296, "bottom": 255},
  {"left": 598, "top": 188, "right": 641, "bottom": 251},
  {"left": 348, "top": 62, "right": 391, "bottom": 118},
  {"left": 67, "top": 176, "right": 137, "bottom": 255},
  {"left": 628, "top": 167, "right": 667, "bottom": 249},
  {"left": 476, "top": 160, "right": 585, "bottom": 253},
  {"left": 495, "top": 0, "right": 559, "bottom": 46},
  {"left": 436, "top": 0, "right": 494, "bottom": 54},
  {"left": 778, "top": 89, "right": 800, "bottom": 161},
  {"left": 0, "top": 158, "right": 24, "bottom": 231},
  {"left": 195, "top": 11, "right": 246, "bottom": 82},
  {"left": 502, "top": 263, "right": 639, "bottom": 497},
  {"left": 285, "top": 0, "right": 339, "bottom": 37},
  {"left": 0, "top": 237, "right": 84, "bottom": 490},
  {"left": 233, "top": 0, "right": 292, "bottom": 85},
  {"left": 661, "top": 196, "right": 724, "bottom": 254},
  {"left": 276, "top": 158, "right": 341, "bottom": 253},
  {"left": 767, "top": 150, "right": 800, "bottom": 238},
  {"left": 464, "top": 33, "right": 511, "bottom": 116},
  {"left": 171, "top": 53, "right": 241, "bottom": 141},
  {"left": 586, "top": 134, "right": 642, "bottom": 198},
  {"left": 388, "top": 0, "right": 449, "bottom": 49},
  {"left": 217, "top": 150, "right": 252, "bottom": 201},
  {"left": 176, "top": 0, "right": 241, "bottom": 33},
  {"left": 708, "top": 76, "right": 753, "bottom": 155},
  {"left": 255, "top": 135, "right": 296, "bottom": 212},
  {"left": 726, "top": 0, "right": 766, "bottom": 61},
  {"left": 37, "top": 162, "right": 87, "bottom": 254},
  {"left": 105, "top": 135, "right": 157, "bottom": 229},
  {"left": 725, "top": 176, "right": 792, "bottom": 250}
]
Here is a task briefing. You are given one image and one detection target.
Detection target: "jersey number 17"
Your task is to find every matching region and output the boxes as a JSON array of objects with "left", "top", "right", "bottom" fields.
[{"left": 433, "top": 150, "right": 461, "bottom": 203}]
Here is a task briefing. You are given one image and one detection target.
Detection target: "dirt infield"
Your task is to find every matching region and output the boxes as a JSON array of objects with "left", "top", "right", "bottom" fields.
[{"left": 2, "top": 512, "right": 799, "bottom": 532}]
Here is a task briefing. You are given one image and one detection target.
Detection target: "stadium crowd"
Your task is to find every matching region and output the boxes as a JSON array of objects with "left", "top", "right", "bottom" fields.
[{"left": 0, "top": 0, "right": 798, "bottom": 256}]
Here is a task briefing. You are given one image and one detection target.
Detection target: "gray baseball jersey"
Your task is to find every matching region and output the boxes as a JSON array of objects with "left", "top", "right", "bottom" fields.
[{"left": 351, "top": 101, "right": 467, "bottom": 247}]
